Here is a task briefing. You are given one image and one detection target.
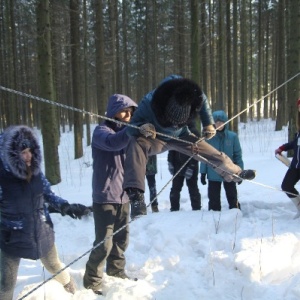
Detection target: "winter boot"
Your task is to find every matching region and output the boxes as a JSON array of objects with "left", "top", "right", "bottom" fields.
[
  {"left": 291, "top": 196, "right": 300, "bottom": 219},
  {"left": 239, "top": 169, "right": 256, "bottom": 181},
  {"left": 149, "top": 186, "right": 159, "bottom": 212},
  {"left": 64, "top": 277, "right": 77, "bottom": 294},
  {"left": 151, "top": 204, "right": 159, "bottom": 213},
  {"left": 126, "top": 188, "right": 147, "bottom": 219}
]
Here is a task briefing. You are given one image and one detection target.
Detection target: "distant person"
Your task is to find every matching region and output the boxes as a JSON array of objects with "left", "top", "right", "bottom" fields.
[
  {"left": 123, "top": 76, "right": 256, "bottom": 219},
  {"left": 0, "top": 125, "right": 90, "bottom": 300},
  {"left": 275, "top": 98, "right": 300, "bottom": 219},
  {"left": 83, "top": 94, "right": 138, "bottom": 296},
  {"left": 200, "top": 110, "right": 244, "bottom": 211},
  {"left": 168, "top": 119, "right": 201, "bottom": 211},
  {"left": 145, "top": 155, "right": 159, "bottom": 212}
]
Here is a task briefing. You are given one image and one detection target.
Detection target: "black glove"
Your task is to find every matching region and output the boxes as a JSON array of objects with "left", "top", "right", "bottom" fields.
[
  {"left": 127, "top": 188, "right": 147, "bottom": 219},
  {"left": 184, "top": 168, "right": 193, "bottom": 180},
  {"left": 237, "top": 180, "right": 242, "bottom": 185},
  {"left": 168, "top": 162, "right": 174, "bottom": 175},
  {"left": 201, "top": 174, "right": 207, "bottom": 185},
  {"left": 61, "top": 203, "right": 92, "bottom": 219}
]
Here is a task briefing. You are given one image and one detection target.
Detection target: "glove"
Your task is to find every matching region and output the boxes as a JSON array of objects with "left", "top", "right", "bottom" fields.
[
  {"left": 184, "top": 168, "right": 193, "bottom": 180},
  {"left": 275, "top": 147, "right": 284, "bottom": 155},
  {"left": 61, "top": 203, "right": 92, "bottom": 219},
  {"left": 168, "top": 162, "right": 174, "bottom": 175},
  {"left": 139, "top": 123, "right": 156, "bottom": 139},
  {"left": 238, "top": 180, "right": 242, "bottom": 185},
  {"left": 126, "top": 188, "right": 147, "bottom": 219},
  {"left": 202, "top": 125, "right": 216, "bottom": 140},
  {"left": 201, "top": 173, "right": 207, "bottom": 185}
]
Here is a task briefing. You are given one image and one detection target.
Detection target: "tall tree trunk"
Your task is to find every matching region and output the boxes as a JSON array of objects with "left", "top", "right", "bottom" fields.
[
  {"left": 286, "top": 0, "right": 300, "bottom": 143},
  {"left": 36, "top": 0, "right": 61, "bottom": 184},
  {"left": 226, "top": 0, "right": 234, "bottom": 130},
  {"left": 240, "top": 0, "right": 248, "bottom": 123},
  {"left": 83, "top": 0, "right": 91, "bottom": 146},
  {"left": 190, "top": 0, "right": 200, "bottom": 83},
  {"left": 94, "top": 0, "right": 106, "bottom": 116},
  {"left": 275, "top": 0, "right": 286, "bottom": 131},
  {"left": 70, "top": 0, "right": 83, "bottom": 159},
  {"left": 232, "top": 0, "right": 238, "bottom": 132}
]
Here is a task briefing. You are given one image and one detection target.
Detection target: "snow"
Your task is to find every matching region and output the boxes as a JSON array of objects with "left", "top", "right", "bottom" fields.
[{"left": 13, "top": 119, "right": 300, "bottom": 300}]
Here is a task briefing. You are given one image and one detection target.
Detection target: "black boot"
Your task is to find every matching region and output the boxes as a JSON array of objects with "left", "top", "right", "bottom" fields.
[{"left": 126, "top": 188, "right": 147, "bottom": 219}]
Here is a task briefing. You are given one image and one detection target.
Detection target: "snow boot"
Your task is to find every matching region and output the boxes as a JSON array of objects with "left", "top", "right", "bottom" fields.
[
  {"left": 291, "top": 196, "right": 300, "bottom": 219},
  {"left": 126, "top": 188, "right": 147, "bottom": 219},
  {"left": 151, "top": 204, "right": 159, "bottom": 212}
]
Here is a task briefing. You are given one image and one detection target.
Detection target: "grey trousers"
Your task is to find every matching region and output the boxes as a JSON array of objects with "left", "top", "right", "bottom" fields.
[
  {"left": 123, "top": 134, "right": 241, "bottom": 192},
  {"left": 0, "top": 245, "right": 70, "bottom": 300},
  {"left": 83, "top": 202, "right": 129, "bottom": 291}
]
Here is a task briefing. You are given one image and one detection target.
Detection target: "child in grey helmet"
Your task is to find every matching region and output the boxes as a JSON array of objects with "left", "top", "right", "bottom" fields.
[{"left": 123, "top": 76, "right": 256, "bottom": 219}]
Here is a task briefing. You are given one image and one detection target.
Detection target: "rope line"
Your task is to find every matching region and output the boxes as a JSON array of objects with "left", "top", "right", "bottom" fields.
[{"left": 1, "top": 71, "right": 298, "bottom": 299}]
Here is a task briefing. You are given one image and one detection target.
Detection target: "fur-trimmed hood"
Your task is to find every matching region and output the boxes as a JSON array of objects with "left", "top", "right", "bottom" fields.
[
  {"left": 151, "top": 78, "right": 203, "bottom": 127},
  {"left": 0, "top": 125, "right": 42, "bottom": 179}
]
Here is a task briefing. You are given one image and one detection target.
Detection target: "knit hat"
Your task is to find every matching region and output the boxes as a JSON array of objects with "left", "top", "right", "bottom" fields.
[{"left": 165, "top": 96, "right": 191, "bottom": 125}]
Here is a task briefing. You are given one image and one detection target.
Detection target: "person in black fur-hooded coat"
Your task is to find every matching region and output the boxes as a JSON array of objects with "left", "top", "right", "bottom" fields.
[
  {"left": 123, "top": 76, "right": 255, "bottom": 219},
  {"left": 0, "top": 125, "right": 90, "bottom": 299}
]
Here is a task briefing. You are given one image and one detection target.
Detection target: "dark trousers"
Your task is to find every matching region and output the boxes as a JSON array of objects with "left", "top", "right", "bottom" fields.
[
  {"left": 208, "top": 180, "right": 240, "bottom": 211},
  {"left": 281, "top": 168, "right": 300, "bottom": 198},
  {"left": 83, "top": 202, "right": 129, "bottom": 291},
  {"left": 146, "top": 174, "right": 158, "bottom": 206},
  {"left": 170, "top": 170, "right": 201, "bottom": 211}
]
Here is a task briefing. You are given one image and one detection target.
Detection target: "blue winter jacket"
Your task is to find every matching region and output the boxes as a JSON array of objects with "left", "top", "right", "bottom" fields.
[
  {"left": 92, "top": 94, "right": 138, "bottom": 204},
  {"left": 126, "top": 75, "right": 214, "bottom": 141},
  {"left": 0, "top": 126, "right": 69, "bottom": 260},
  {"left": 279, "top": 132, "right": 300, "bottom": 169},
  {"left": 200, "top": 110, "right": 244, "bottom": 182}
]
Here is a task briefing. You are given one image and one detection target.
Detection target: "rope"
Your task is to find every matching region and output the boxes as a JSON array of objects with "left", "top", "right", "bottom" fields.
[{"left": 3, "top": 71, "right": 299, "bottom": 298}]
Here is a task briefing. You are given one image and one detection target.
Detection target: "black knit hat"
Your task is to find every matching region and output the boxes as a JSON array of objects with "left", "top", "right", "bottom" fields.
[{"left": 165, "top": 96, "right": 191, "bottom": 125}]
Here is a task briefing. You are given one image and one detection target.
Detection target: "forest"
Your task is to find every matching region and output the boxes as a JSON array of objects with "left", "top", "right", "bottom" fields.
[{"left": 0, "top": 0, "right": 299, "bottom": 183}]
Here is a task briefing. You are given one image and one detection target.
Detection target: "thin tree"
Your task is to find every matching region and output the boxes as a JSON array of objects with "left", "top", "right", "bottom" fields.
[
  {"left": 70, "top": 0, "right": 83, "bottom": 158},
  {"left": 36, "top": 0, "right": 61, "bottom": 184}
]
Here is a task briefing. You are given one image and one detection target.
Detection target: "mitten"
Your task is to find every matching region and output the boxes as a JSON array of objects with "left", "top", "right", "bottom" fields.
[
  {"left": 139, "top": 123, "right": 156, "bottom": 139},
  {"left": 201, "top": 173, "right": 207, "bottom": 185},
  {"left": 168, "top": 162, "right": 174, "bottom": 175},
  {"left": 202, "top": 125, "right": 216, "bottom": 140},
  {"left": 184, "top": 168, "right": 193, "bottom": 180},
  {"left": 61, "top": 203, "right": 91, "bottom": 219}
]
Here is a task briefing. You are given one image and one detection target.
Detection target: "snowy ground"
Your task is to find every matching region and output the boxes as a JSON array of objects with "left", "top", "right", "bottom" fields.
[{"left": 14, "top": 119, "right": 300, "bottom": 300}]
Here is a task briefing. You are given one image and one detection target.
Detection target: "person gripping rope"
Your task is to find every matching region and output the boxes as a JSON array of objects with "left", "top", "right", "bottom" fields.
[
  {"left": 83, "top": 94, "right": 138, "bottom": 295},
  {"left": 168, "top": 119, "right": 201, "bottom": 211},
  {"left": 0, "top": 125, "right": 90, "bottom": 300},
  {"left": 275, "top": 98, "right": 300, "bottom": 219},
  {"left": 200, "top": 110, "right": 244, "bottom": 211},
  {"left": 123, "top": 75, "right": 256, "bottom": 219}
]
